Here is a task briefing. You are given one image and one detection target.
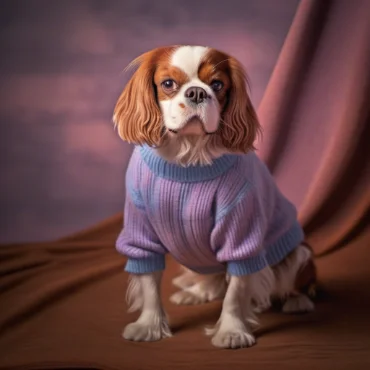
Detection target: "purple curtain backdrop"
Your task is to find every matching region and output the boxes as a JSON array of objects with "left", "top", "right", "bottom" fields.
[
  {"left": 256, "top": 0, "right": 370, "bottom": 255},
  {"left": 0, "top": 0, "right": 299, "bottom": 243}
]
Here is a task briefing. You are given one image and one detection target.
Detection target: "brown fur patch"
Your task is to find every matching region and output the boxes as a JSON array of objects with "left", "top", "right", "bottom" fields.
[
  {"left": 154, "top": 64, "right": 190, "bottom": 101},
  {"left": 198, "top": 49, "right": 231, "bottom": 110},
  {"left": 199, "top": 48, "right": 261, "bottom": 153},
  {"left": 113, "top": 45, "right": 262, "bottom": 151},
  {"left": 113, "top": 46, "right": 178, "bottom": 146}
]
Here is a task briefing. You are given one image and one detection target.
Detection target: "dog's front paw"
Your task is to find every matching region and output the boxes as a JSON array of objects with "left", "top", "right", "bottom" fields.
[
  {"left": 211, "top": 328, "right": 256, "bottom": 349},
  {"left": 207, "top": 316, "right": 256, "bottom": 349},
  {"left": 123, "top": 319, "right": 172, "bottom": 342}
]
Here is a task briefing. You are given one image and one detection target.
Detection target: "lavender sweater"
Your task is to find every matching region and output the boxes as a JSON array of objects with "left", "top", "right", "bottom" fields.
[{"left": 116, "top": 145, "right": 304, "bottom": 276}]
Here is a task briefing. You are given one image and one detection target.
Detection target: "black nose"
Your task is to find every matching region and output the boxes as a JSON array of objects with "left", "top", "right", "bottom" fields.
[{"left": 185, "top": 86, "right": 207, "bottom": 104}]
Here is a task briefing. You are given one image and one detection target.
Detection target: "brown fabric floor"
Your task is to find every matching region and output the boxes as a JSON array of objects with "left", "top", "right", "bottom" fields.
[{"left": 1, "top": 215, "right": 369, "bottom": 370}]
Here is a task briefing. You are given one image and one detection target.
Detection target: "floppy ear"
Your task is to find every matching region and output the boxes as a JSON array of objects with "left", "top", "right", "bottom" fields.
[
  {"left": 220, "top": 57, "right": 261, "bottom": 153},
  {"left": 113, "top": 51, "right": 162, "bottom": 146}
]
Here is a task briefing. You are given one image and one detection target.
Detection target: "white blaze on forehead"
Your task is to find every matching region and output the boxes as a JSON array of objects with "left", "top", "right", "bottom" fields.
[{"left": 170, "top": 46, "right": 209, "bottom": 79}]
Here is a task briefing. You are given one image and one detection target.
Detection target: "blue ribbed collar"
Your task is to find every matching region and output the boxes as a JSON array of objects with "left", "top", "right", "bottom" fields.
[{"left": 139, "top": 145, "right": 239, "bottom": 182}]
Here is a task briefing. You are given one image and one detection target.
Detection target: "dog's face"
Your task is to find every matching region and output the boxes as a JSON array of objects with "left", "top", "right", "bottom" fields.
[
  {"left": 113, "top": 45, "right": 260, "bottom": 154},
  {"left": 156, "top": 46, "right": 230, "bottom": 136}
]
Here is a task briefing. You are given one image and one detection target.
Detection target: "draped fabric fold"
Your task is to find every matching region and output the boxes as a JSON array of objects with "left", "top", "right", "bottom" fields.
[{"left": 256, "top": 0, "right": 370, "bottom": 256}]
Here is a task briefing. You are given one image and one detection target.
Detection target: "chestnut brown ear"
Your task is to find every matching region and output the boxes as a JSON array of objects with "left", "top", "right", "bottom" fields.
[
  {"left": 113, "top": 50, "right": 162, "bottom": 146},
  {"left": 220, "top": 57, "right": 261, "bottom": 153}
]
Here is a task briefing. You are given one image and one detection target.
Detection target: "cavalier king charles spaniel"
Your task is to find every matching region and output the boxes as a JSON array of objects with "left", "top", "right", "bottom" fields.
[{"left": 113, "top": 45, "right": 317, "bottom": 349}]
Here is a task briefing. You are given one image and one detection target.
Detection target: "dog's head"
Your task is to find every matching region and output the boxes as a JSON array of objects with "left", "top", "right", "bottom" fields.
[{"left": 113, "top": 45, "right": 261, "bottom": 163}]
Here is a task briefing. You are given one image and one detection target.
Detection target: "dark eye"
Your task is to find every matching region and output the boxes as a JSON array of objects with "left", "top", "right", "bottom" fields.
[
  {"left": 211, "top": 80, "right": 224, "bottom": 92},
  {"left": 162, "top": 79, "right": 177, "bottom": 91}
]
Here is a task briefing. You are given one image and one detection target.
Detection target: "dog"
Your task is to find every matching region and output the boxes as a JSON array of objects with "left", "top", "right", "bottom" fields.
[{"left": 113, "top": 45, "right": 317, "bottom": 349}]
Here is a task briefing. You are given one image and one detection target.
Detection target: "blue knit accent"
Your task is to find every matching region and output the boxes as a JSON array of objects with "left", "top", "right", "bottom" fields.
[
  {"left": 126, "top": 163, "right": 145, "bottom": 210},
  {"left": 125, "top": 254, "right": 165, "bottom": 274},
  {"left": 139, "top": 145, "right": 239, "bottom": 183},
  {"left": 126, "top": 183, "right": 145, "bottom": 210},
  {"left": 215, "top": 181, "right": 253, "bottom": 222},
  {"left": 227, "top": 221, "right": 304, "bottom": 276}
]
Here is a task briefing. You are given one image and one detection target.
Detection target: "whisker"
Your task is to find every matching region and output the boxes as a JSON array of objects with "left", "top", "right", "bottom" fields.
[{"left": 212, "top": 58, "right": 231, "bottom": 72}]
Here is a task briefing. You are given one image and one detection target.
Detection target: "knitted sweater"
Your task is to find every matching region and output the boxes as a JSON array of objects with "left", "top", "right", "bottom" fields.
[{"left": 116, "top": 145, "right": 304, "bottom": 276}]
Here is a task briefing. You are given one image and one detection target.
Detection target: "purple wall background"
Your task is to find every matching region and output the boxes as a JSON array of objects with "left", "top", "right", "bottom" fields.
[{"left": 0, "top": 0, "right": 299, "bottom": 243}]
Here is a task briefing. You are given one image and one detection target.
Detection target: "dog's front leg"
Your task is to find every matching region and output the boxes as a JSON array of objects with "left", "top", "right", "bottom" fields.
[
  {"left": 206, "top": 274, "right": 256, "bottom": 349},
  {"left": 123, "top": 271, "right": 172, "bottom": 342}
]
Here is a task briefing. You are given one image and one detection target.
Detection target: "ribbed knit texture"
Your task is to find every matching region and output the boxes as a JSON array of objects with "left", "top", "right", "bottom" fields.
[{"left": 116, "top": 146, "right": 304, "bottom": 275}]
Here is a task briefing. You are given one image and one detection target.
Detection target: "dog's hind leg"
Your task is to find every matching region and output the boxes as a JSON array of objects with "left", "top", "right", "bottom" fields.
[
  {"left": 273, "top": 244, "right": 315, "bottom": 313},
  {"left": 171, "top": 270, "right": 227, "bottom": 305}
]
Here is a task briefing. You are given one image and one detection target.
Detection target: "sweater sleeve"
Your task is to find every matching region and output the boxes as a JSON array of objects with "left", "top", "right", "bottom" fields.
[
  {"left": 210, "top": 183, "right": 269, "bottom": 276},
  {"left": 116, "top": 188, "right": 167, "bottom": 274}
]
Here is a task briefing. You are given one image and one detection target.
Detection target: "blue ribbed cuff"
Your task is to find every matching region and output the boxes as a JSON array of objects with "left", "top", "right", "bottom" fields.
[
  {"left": 125, "top": 254, "right": 165, "bottom": 274},
  {"left": 227, "top": 221, "right": 305, "bottom": 276},
  {"left": 227, "top": 254, "right": 268, "bottom": 276},
  {"left": 265, "top": 221, "right": 304, "bottom": 266}
]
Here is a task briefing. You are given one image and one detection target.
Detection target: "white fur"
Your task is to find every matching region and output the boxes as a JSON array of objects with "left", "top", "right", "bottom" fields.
[
  {"left": 123, "top": 245, "right": 314, "bottom": 348},
  {"left": 172, "top": 266, "right": 200, "bottom": 289},
  {"left": 171, "top": 244, "right": 314, "bottom": 348},
  {"left": 156, "top": 134, "right": 227, "bottom": 167},
  {"left": 252, "top": 244, "right": 314, "bottom": 313},
  {"left": 272, "top": 244, "right": 312, "bottom": 298},
  {"left": 282, "top": 293, "right": 315, "bottom": 313},
  {"left": 170, "top": 272, "right": 226, "bottom": 305},
  {"left": 205, "top": 274, "right": 257, "bottom": 348},
  {"left": 171, "top": 45, "right": 209, "bottom": 79},
  {"left": 159, "top": 46, "right": 220, "bottom": 136},
  {"left": 123, "top": 271, "right": 172, "bottom": 342}
]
